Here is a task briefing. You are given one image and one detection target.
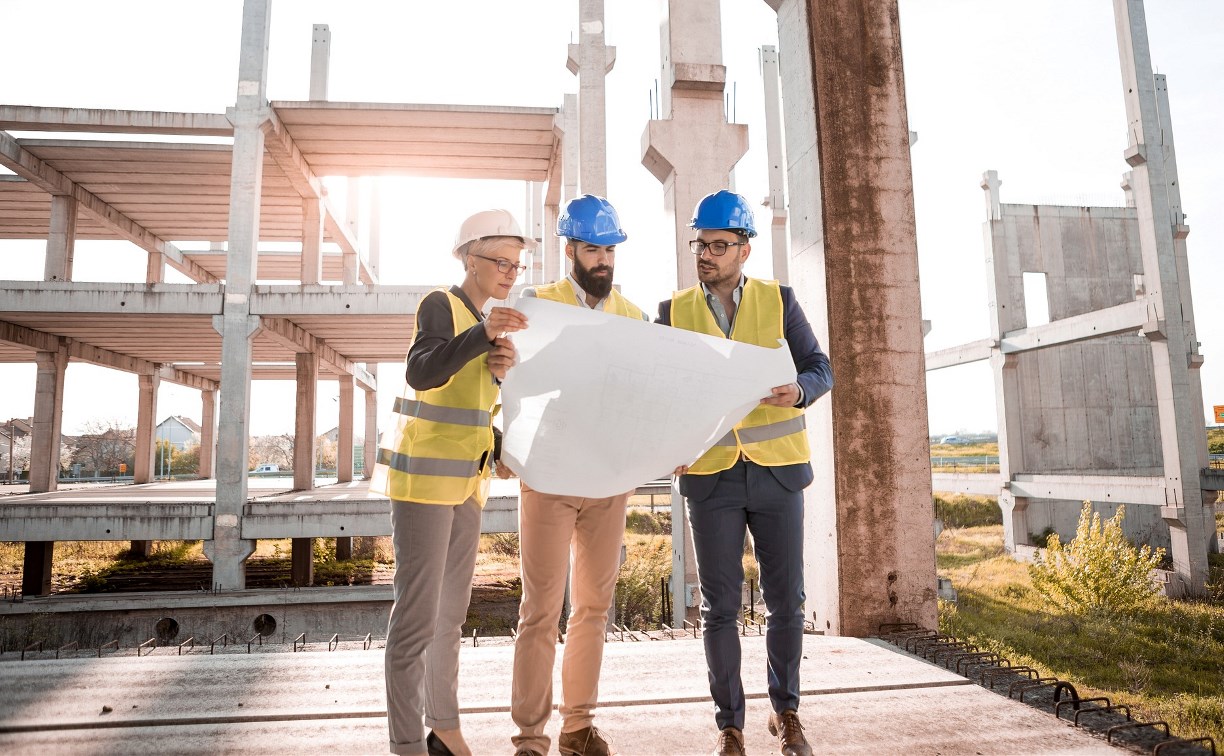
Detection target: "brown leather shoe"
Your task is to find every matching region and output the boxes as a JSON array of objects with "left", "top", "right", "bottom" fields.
[
  {"left": 712, "top": 727, "right": 746, "bottom": 756},
  {"left": 558, "top": 726, "right": 617, "bottom": 756},
  {"left": 768, "top": 710, "right": 812, "bottom": 756}
]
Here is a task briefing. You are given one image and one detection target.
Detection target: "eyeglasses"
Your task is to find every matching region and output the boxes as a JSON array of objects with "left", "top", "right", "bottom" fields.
[
  {"left": 471, "top": 254, "right": 528, "bottom": 277},
  {"left": 689, "top": 240, "right": 747, "bottom": 257}
]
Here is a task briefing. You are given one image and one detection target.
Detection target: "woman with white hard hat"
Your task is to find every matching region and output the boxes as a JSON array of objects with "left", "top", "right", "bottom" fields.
[{"left": 372, "top": 208, "right": 535, "bottom": 756}]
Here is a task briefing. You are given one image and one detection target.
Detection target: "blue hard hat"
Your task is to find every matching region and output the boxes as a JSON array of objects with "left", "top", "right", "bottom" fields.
[
  {"left": 689, "top": 190, "right": 757, "bottom": 238},
  {"left": 557, "top": 195, "right": 628, "bottom": 245}
]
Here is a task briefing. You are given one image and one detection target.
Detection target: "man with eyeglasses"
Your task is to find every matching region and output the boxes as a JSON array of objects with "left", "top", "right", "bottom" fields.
[
  {"left": 656, "top": 190, "right": 833, "bottom": 756},
  {"left": 509, "top": 195, "right": 648, "bottom": 756}
]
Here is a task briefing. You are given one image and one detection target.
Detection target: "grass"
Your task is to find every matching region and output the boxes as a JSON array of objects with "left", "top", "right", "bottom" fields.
[
  {"left": 930, "top": 441, "right": 999, "bottom": 457},
  {"left": 937, "top": 525, "right": 1224, "bottom": 747}
]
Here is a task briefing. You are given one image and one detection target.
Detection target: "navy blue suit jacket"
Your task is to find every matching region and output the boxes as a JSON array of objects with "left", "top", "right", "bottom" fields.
[{"left": 656, "top": 283, "right": 833, "bottom": 502}]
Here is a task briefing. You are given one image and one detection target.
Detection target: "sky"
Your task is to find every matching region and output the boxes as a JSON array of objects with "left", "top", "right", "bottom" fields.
[{"left": 0, "top": 0, "right": 1220, "bottom": 440}]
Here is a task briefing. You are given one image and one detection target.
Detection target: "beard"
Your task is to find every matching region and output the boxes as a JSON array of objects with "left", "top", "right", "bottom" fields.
[
  {"left": 573, "top": 256, "right": 614, "bottom": 299},
  {"left": 697, "top": 260, "right": 737, "bottom": 288}
]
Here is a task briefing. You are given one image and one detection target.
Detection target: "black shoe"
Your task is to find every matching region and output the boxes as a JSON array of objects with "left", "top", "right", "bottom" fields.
[{"left": 426, "top": 730, "right": 455, "bottom": 756}]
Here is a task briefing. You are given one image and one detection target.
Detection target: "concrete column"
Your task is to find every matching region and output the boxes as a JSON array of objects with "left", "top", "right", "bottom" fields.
[
  {"left": 205, "top": 0, "right": 270, "bottom": 591},
  {"left": 767, "top": 0, "right": 937, "bottom": 636},
  {"left": 368, "top": 183, "right": 382, "bottom": 283},
  {"left": 981, "top": 171, "right": 1030, "bottom": 551},
  {"left": 337, "top": 374, "right": 354, "bottom": 483},
  {"left": 145, "top": 250, "right": 165, "bottom": 284},
  {"left": 44, "top": 194, "right": 77, "bottom": 282},
  {"left": 294, "top": 352, "right": 318, "bottom": 491},
  {"left": 1112, "top": 0, "right": 1212, "bottom": 594},
  {"left": 133, "top": 373, "right": 158, "bottom": 558},
  {"left": 642, "top": 0, "right": 748, "bottom": 291},
  {"left": 292, "top": 537, "right": 314, "bottom": 586},
  {"left": 24, "top": 347, "right": 67, "bottom": 595},
  {"left": 363, "top": 368, "right": 378, "bottom": 479},
  {"left": 22, "top": 542, "right": 53, "bottom": 596},
  {"left": 567, "top": 0, "right": 615, "bottom": 197},
  {"left": 134, "top": 372, "right": 158, "bottom": 484},
  {"left": 199, "top": 388, "right": 217, "bottom": 479},
  {"left": 760, "top": 45, "right": 789, "bottom": 284},
  {"left": 309, "top": 24, "right": 330, "bottom": 100},
  {"left": 301, "top": 197, "right": 324, "bottom": 284},
  {"left": 291, "top": 353, "right": 318, "bottom": 586},
  {"left": 344, "top": 179, "right": 361, "bottom": 285},
  {"left": 29, "top": 347, "right": 67, "bottom": 493},
  {"left": 543, "top": 203, "right": 560, "bottom": 283},
  {"left": 557, "top": 92, "right": 579, "bottom": 281}
]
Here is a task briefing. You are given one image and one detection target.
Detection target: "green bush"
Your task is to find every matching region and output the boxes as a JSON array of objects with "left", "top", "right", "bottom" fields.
[
  {"left": 613, "top": 538, "right": 670, "bottom": 628},
  {"left": 934, "top": 494, "right": 1002, "bottom": 528},
  {"left": 1029, "top": 502, "right": 1165, "bottom": 615}
]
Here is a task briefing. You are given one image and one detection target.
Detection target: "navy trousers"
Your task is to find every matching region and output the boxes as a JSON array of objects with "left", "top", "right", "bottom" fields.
[{"left": 686, "top": 459, "right": 806, "bottom": 731}]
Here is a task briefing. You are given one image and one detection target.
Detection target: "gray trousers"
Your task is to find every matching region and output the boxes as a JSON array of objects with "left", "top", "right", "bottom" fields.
[{"left": 386, "top": 496, "right": 482, "bottom": 755}]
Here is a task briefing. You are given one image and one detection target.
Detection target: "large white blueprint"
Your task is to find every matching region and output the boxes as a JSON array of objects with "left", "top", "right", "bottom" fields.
[{"left": 500, "top": 297, "right": 797, "bottom": 498}]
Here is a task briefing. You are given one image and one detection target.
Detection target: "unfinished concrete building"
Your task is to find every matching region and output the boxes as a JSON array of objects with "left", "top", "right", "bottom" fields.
[{"left": 929, "top": 1, "right": 1220, "bottom": 596}]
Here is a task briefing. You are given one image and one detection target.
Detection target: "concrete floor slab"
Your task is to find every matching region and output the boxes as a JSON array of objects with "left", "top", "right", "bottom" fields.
[{"left": 0, "top": 634, "right": 1126, "bottom": 754}]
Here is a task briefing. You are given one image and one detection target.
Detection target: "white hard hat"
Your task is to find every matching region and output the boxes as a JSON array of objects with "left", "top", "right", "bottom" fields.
[{"left": 452, "top": 209, "right": 539, "bottom": 258}]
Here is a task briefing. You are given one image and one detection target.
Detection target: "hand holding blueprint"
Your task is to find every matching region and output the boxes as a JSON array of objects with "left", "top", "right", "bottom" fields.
[{"left": 499, "top": 297, "right": 797, "bottom": 497}]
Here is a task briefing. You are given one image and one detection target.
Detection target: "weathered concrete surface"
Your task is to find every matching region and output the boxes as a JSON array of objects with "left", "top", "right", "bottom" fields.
[
  {"left": 0, "top": 635, "right": 1123, "bottom": 755},
  {"left": 770, "top": 0, "right": 937, "bottom": 636}
]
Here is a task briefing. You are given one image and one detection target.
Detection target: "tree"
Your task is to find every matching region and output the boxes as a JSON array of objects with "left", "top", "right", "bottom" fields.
[
  {"left": 316, "top": 437, "right": 338, "bottom": 471},
  {"left": 2, "top": 434, "right": 31, "bottom": 480},
  {"left": 72, "top": 420, "right": 136, "bottom": 476},
  {"left": 249, "top": 433, "right": 294, "bottom": 470}
]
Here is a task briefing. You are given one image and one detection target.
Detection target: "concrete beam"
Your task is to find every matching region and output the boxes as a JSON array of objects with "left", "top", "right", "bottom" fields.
[
  {"left": 999, "top": 299, "right": 1150, "bottom": 354},
  {"left": 0, "top": 504, "right": 214, "bottom": 541},
  {"left": 931, "top": 473, "right": 1005, "bottom": 497},
  {"left": 924, "top": 339, "right": 994, "bottom": 371},
  {"left": 1009, "top": 474, "right": 1167, "bottom": 507},
  {"left": 0, "top": 130, "right": 218, "bottom": 284},
  {"left": 0, "top": 106, "right": 231, "bottom": 135},
  {"left": 256, "top": 315, "right": 373, "bottom": 387},
  {"left": 0, "top": 282, "right": 224, "bottom": 314},
  {"left": 240, "top": 496, "right": 519, "bottom": 538}
]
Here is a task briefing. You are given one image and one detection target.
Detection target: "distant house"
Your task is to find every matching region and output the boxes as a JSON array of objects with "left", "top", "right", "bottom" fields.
[
  {"left": 1, "top": 417, "right": 33, "bottom": 456},
  {"left": 156, "top": 415, "right": 202, "bottom": 451}
]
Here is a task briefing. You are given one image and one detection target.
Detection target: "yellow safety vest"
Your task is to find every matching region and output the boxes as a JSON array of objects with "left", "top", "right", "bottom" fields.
[
  {"left": 534, "top": 278, "right": 645, "bottom": 320},
  {"left": 370, "top": 290, "right": 498, "bottom": 505},
  {"left": 671, "top": 278, "right": 809, "bottom": 474}
]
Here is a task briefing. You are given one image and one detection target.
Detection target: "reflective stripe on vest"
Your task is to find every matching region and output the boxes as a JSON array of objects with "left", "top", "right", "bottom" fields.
[
  {"left": 671, "top": 278, "right": 810, "bottom": 474},
  {"left": 370, "top": 289, "right": 498, "bottom": 505},
  {"left": 392, "top": 397, "right": 491, "bottom": 428},
  {"left": 534, "top": 278, "right": 645, "bottom": 320}
]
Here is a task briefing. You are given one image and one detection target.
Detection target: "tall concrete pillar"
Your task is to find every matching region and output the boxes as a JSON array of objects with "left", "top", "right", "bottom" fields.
[
  {"left": 981, "top": 171, "right": 1030, "bottom": 552},
  {"left": 134, "top": 371, "right": 158, "bottom": 484},
  {"left": 363, "top": 370, "right": 378, "bottom": 479},
  {"left": 29, "top": 347, "right": 67, "bottom": 493},
  {"left": 767, "top": 0, "right": 937, "bottom": 636},
  {"left": 567, "top": 0, "right": 615, "bottom": 197},
  {"left": 206, "top": 0, "right": 270, "bottom": 591},
  {"left": 199, "top": 388, "right": 217, "bottom": 479},
  {"left": 344, "top": 179, "right": 361, "bottom": 285},
  {"left": 1112, "top": 0, "right": 1212, "bottom": 593},
  {"left": 337, "top": 374, "right": 354, "bottom": 483},
  {"left": 294, "top": 352, "right": 318, "bottom": 491},
  {"left": 22, "top": 542, "right": 53, "bottom": 597},
  {"left": 24, "top": 347, "right": 67, "bottom": 596},
  {"left": 301, "top": 197, "right": 324, "bottom": 284},
  {"left": 309, "top": 24, "right": 330, "bottom": 100},
  {"left": 556, "top": 92, "right": 579, "bottom": 281},
  {"left": 760, "top": 45, "right": 789, "bottom": 284},
  {"left": 368, "top": 183, "right": 382, "bottom": 282},
  {"left": 291, "top": 351, "right": 318, "bottom": 585},
  {"left": 44, "top": 195, "right": 77, "bottom": 282},
  {"left": 642, "top": 0, "right": 748, "bottom": 291}
]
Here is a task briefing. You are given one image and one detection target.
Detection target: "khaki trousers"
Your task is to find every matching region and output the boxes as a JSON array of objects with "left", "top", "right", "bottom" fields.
[{"left": 510, "top": 483, "right": 630, "bottom": 754}]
